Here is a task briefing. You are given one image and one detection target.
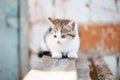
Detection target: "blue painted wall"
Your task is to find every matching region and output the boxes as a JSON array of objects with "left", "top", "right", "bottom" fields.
[{"left": 0, "top": 0, "right": 19, "bottom": 80}]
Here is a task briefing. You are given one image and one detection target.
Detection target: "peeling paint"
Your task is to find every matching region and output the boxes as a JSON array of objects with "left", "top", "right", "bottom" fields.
[{"left": 80, "top": 24, "right": 120, "bottom": 53}]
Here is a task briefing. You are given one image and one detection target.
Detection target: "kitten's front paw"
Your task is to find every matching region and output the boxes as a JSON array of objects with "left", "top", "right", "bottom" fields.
[
  {"left": 68, "top": 52, "right": 78, "bottom": 59},
  {"left": 52, "top": 52, "right": 62, "bottom": 58}
]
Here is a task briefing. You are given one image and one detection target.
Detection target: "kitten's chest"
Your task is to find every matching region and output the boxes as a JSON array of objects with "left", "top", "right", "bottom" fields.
[{"left": 54, "top": 42, "right": 73, "bottom": 52}]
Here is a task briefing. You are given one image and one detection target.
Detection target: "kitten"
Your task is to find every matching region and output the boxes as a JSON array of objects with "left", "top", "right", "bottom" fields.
[{"left": 30, "top": 17, "right": 80, "bottom": 58}]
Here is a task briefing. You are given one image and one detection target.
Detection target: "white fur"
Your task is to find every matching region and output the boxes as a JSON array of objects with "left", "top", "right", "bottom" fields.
[{"left": 30, "top": 23, "right": 80, "bottom": 58}]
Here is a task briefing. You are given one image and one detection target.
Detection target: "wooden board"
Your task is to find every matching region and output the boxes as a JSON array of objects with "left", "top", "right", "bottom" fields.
[
  {"left": 92, "top": 55, "right": 115, "bottom": 80},
  {"left": 23, "top": 56, "right": 78, "bottom": 80},
  {"left": 24, "top": 54, "right": 116, "bottom": 80},
  {"left": 77, "top": 55, "right": 91, "bottom": 80},
  {"left": 19, "top": 0, "right": 29, "bottom": 78}
]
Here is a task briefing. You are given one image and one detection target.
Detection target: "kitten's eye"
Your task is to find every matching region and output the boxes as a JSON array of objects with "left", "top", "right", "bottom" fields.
[
  {"left": 54, "top": 35, "right": 57, "bottom": 38},
  {"left": 61, "top": 35, "right": 65, "bottom": 38}
]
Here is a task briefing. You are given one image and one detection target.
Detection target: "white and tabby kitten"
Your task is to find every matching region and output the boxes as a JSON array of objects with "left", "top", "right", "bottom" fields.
[{"left": 30, "top": 17, "right": 80, "bottom": 58}]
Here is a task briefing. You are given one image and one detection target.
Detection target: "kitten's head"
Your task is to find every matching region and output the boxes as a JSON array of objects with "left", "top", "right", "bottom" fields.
[{"left": 48, "top": 17, "right": 76, "bottom": 44}]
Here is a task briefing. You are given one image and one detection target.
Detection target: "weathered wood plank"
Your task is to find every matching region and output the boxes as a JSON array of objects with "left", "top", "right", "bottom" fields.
[
  {"left": 24, "top": 55, "right": 92, "bottom": 80},
  {"left": 19, "top": 0, "right": 29, "bottom": 78},
  {"left": 77, "top": 55, "right": 91, "bottom": 80},
  {"left": 91, "top": 0, "right": 118, "bottom": 23},
  {"left": 118, "top": 55, "right": 120, "bottom": 79},
  {"left": 23, "top": 56, "right": 78, "bottom": 80},
  {"left": 117, "top": 0, "right": 120, "bottom": 22},
  {"left": 92, "top": 55, "right": 115, "bottom": 80},
  {"left": 33, "top": 56, "right": 76, "bottom": 71},
  {"left": 116, "top": 54, "right": 120, "bottom": 80}
]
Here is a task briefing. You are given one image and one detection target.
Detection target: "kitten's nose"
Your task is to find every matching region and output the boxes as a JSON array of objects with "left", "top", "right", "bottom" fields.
[{"left": 57, "top": 41, "right": 60, "bottom": 44}]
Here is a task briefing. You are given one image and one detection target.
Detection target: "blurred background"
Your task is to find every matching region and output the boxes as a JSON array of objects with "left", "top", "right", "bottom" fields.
[{"left": 0, "top": 0, "right": 120, "bottom": 80}]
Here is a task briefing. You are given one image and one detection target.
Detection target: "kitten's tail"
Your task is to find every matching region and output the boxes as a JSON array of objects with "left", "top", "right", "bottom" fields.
[{"left": 38, "top": 51, "right": 51, "bottom": 58}]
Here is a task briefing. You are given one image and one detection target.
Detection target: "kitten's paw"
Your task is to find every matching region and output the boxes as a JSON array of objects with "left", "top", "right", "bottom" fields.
[
  {"left": 52, "top": 53, "right": 62, "bottom": 58},
  {"left": 68, "top": 53, "right": 78, "bottom": 59}
]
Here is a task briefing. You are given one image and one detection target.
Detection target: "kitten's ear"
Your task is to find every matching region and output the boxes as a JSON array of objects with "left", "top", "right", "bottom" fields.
[
  {"left": 48, "top": 17, "right": 55, "bottom": 25},
  {"left": 67, "top": 21, "right": 75, "bottom": 30}
]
